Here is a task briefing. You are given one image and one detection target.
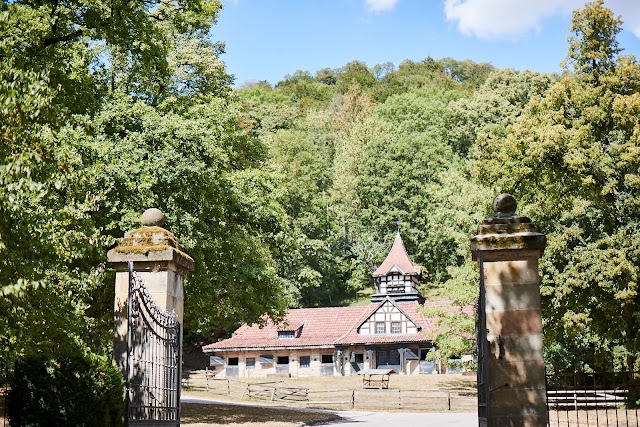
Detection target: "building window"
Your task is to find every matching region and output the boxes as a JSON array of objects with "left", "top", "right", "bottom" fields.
[
  {"left": 277, "top": 356, "right": 289, "bottom": 365},
  {"left": 278, "top": 330, "right": 296, "bottom": 339},
  {"left": 300, "top": 356, "right": 311, "bottom": 368},
  {"left": 321, "top": 354, "right": 333, "bottom": 364},
  {"left": 375, "top": 322, "right": 386, "bottom": 334},
  {"left": 391, "top": 321, "right": 402, "bottom": 334},
  {"left": 259, "top": 354, "right": 274, "bottom": 365},
  {"left": 246, "top": 357, "right": 255, "bottom": 369},
  {"left": 227, "top": 357, "right": 239, "bottom": 366},
  {"left": 209, "top": 356, "right": 224, "bottom": 367}
]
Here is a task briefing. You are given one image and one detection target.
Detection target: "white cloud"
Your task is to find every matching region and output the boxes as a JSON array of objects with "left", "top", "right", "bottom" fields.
[
  {"left": 444, "top": 0, "right": 584, "bottom": 40},
  {"left": 365, "top": 0, "right": 399, "bottom": 13},
  {"left": 443, "top": 0, "right": 640, "bottom": 40},
  {"left": 607, "top": 0, "right": 640, "bottom": 37}
]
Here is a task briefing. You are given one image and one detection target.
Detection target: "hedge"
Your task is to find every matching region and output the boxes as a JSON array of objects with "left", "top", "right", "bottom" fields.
[{"left": 7, "top": 353, "right": 124, "bottom": 427}]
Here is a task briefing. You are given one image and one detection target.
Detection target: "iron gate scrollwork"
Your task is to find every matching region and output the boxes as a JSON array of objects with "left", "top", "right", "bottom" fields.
[{"left": 126, "top": 261, "right": 181, "bottom": 426}]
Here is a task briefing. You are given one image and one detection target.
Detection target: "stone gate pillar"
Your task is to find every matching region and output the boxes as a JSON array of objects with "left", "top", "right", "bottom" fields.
[
  {"left": 471, "top": 194, "right": 547, "bottom": 427},
  {"left": 107, "top": 208, "right": 194, "bottom": 374}
]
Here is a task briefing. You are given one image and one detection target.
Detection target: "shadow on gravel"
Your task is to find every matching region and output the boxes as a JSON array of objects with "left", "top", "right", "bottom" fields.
[{"left": 182, "top": 402, "right": 344, "bottom": 425}]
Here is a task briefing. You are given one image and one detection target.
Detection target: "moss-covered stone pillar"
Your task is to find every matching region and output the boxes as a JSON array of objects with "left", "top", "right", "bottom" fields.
[
  {"left": 471, "top": 194, "right": 547, "bottom": 427},
  {"left": 107, "top": 208, "right": 194, "bottom": 373}
]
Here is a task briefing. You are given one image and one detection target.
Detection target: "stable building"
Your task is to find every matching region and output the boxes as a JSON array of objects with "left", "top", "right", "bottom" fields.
[{"left": 202, "top": 232, "right": 471, "bottom": 378}]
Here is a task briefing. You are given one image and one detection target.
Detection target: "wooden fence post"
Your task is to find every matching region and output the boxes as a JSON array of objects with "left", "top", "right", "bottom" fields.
[{"left": 240, "top": 384, "right": 249, "bottom": 400}]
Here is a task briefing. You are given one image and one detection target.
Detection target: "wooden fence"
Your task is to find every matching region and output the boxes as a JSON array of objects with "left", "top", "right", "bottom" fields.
[
  {"left": 239, "top": 382, "right": 309, "bottom": 402},
  {"left": 181, "top": 370, "right": 476, "bottom": 411},
  {"left": 301, "top": 388, "right": 475, "bottom": 411}
]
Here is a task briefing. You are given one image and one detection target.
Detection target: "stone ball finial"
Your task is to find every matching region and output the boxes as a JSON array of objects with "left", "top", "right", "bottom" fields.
[
  {"left": 140, "top": 208, "right": 165, "bottom": 227},
  {"left": 493, "top": 193, "right": 517, "bottom": 216}
]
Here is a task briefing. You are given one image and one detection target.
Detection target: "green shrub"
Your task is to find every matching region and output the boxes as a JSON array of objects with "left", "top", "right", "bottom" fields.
[{"left": 7, "top": 353, "right": 124, "bottom": 427}]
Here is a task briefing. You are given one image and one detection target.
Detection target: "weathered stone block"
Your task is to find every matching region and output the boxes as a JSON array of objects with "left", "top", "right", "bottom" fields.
[
  {"left": 483, "top": 259, "right": 539, "bottom": 286},
  {"left": 475, "top": 247, "right": 545, "bottom": 262},
  {"left": 485, "top": 282, "right": 541, "bottom": 311},
  {"left": 489, "top": 387, "right": 548, "bottom": 418},
  {"left": 488, "top": 359, "right": 546, "bottom": 388},
  {"left": 486, "top": 334, "right": 544, "bottom": 362},
  {"left": 485, "top": 310, "right": 543, "bottom": 335}
]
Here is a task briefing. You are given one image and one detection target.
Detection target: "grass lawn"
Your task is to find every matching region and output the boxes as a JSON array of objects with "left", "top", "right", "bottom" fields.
[{"left": 185, "top": 371, "right": 476, "bottom": 393}]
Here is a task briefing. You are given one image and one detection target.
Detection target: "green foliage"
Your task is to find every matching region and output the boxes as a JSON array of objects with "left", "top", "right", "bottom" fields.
[
  {"left": 8, "top": 353, "right": 124, "bottom": 427},
  {"left": 370, "top": 57, "right": 493, "bottom": 102},
  {"left": 275, "top": 70, "right": 337, "bottom": 111},
  {"left": 377, "top": 87, "right": 464, "bottom": 135},
  {"left": 475, "top": 1, "right": 640, "bottom": 370},
  {"left": 440, "top": 57, "right": 495, "bottom": 88},
  {"left": 335, "top": 61, "right": 376, "bottom": 93},
  {"left": 353, "top": 85, "right": 490, "bottom": 291},
  {"left": 266, "top": 111, "right": 350, "bottom": 306},
  {"left": 424, "top": 308, "right": 476, "bottom": 362},
  {"left": 0, "top": 0, "right": 288, "bottom": 370},
  {"left": 566, "top": 0, "right": 622, "bottom": 77},
  {"left": 448, "top": 69, "right": 555, "bottom": 156},
  {"left": 237, "top": 82, "right": 298, "bottom": 136}
]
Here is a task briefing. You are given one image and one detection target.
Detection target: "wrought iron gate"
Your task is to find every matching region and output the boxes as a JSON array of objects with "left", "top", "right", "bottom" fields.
[
  {"left": 546, "top": 370, "right": 640, "bottom": 427},
  {"left": 476, "top": 251, "right": 490, "bottom": 426},
  {"left": 126, "top": 261, "right": 181, "bottom": 426}
]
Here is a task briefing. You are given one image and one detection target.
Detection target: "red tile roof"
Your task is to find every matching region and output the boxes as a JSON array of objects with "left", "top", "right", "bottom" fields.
[
  {"left": 203, "top": 306, "right": 368, "bottom": 351},
  {"left": 372, "top": 232, "right": 421, "bottom": 277},
  {"left": 202, "top": 299, "right": 474, "bottom": 352}
]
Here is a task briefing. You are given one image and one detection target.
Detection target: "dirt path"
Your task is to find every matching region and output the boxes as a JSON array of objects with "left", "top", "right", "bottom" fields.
[{"left": 181, "top": 397, "right": 343, "bottom": 426}]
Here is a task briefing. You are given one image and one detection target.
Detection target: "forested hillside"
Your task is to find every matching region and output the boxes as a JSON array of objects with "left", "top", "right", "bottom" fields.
[
  {"left": 235, "top": 0, "right": 640, "bottom": 370},
  {"left": 1, "top": 0, "right": 639, "bottom": 373},
  {"left": 235, "top": 57, "right": 556, "bottom": 361}
]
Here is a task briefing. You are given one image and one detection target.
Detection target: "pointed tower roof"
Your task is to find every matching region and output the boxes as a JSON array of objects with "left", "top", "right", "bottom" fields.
[{"left": 372, "top": 232, "right": 421, "bottom": 277}]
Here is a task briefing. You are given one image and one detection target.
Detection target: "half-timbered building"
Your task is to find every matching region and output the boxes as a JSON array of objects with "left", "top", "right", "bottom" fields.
[{"left": 202, "top": 232, "right": 472, "bottom": 378}]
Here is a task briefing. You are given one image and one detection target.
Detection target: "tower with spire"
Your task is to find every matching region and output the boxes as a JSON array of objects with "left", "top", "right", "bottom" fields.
[{"left": 371, "top": 232, "right": 423, "bottom": 303}]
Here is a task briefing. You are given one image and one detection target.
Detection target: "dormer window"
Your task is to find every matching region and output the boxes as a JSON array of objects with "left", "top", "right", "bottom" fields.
[
  {"left": 276, "top": 321, "right": 304, "bottom": 339},
  {"left": 278, "top": 330, "right": 296, "bottom": 339}
]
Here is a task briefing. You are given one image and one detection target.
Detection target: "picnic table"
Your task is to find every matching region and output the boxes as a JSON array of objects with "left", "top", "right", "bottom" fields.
[{"left": 358, "top": 368, "right": 395, "bottom": 389}]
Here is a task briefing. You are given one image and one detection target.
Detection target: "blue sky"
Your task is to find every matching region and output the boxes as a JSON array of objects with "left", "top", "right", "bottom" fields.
[{"left": 213, "top": 0, "right": 640, "bottom": 86}]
